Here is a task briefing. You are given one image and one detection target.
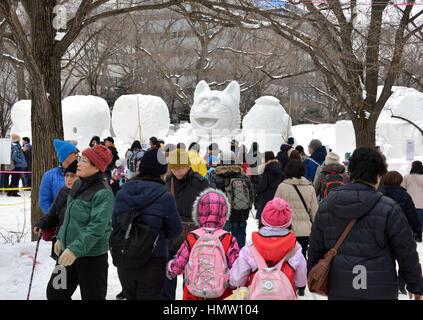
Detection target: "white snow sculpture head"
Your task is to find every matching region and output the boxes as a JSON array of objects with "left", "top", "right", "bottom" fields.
[
  {"left": 10, "top": 100, "right": 32, "bottom": 140},
  {"left": 190, "top": 80, "right": 241, "bottom": 135},
  {"left": 62, "top": 95, "right": 111, "bottom": 149},
  {"left": 112, "top": 94, "right": 170, "bottom": 147},
  {"left": 242, "top": 96, "right": 293, "bottom": 154}
]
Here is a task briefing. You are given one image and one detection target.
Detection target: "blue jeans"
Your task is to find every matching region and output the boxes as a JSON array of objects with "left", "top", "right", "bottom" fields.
[{"left": 223, "top": 221, "right": 247, "bottom": 249}]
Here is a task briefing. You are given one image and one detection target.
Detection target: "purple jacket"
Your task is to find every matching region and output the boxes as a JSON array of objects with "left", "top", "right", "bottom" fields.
[{"left": 229, "top": 227, "right": 307, "bottom": 288}]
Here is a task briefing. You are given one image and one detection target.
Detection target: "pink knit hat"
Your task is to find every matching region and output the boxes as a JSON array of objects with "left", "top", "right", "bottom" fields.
[{"left": 261, "top": 198, "right": 292, "bottom": 228}]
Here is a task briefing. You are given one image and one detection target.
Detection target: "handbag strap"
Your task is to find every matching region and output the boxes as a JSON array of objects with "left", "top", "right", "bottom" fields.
[
  {"left": 292, "top": 184, "right": 310, "bottom": 215},
  {"left": 332, "top": 218, "right": 357, "bottom": 253}
]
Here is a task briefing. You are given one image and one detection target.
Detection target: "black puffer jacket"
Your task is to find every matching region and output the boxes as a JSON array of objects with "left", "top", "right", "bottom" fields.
[
  {"left": 308, "top": 182, "right": 423, "bottom": 299},
  {"left": 276, "top": 144, "right": 292, "bottom": 171},
  {"left": 165, "top": 168, "right": 209, "bottom": 219},
  {"left": 253, "top": 159, "right": 284, "bottom": 219}
]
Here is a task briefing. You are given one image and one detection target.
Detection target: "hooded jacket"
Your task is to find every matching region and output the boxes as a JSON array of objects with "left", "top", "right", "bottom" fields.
[
  {"left": 11, "top": 142, "right": 27, "bottom": 168},
  {"left": 229, "top": 227, "right": 307, "bottom": 290},
  {"left": 307, "top": 182, "right": 423, "bottom": 299},
  {"left": 253, "top": 159, "right": 284, "bottom": 219},
  {"left": 209, "top": 165, "right": 255, "bottom": 222},
  {"left": 112, "top": 177, "right": 183, "bottom": 259},
  {"left": 166, "top": 188, "right": 240, "bottom": 298},
  {"left": 304, "top": 146, "right": 327, "bottom": 182}
]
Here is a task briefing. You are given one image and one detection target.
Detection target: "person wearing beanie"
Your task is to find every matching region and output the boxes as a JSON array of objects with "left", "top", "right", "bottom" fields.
[
  {"left": 229, "top": 197, "right": 307, "bottom": 297},
  {"left": 39, "top": 139, "right": 79, "bottom": 213},
  {"left": 161, "top": 148, "right": 209, "bottom": 300},
  {"left": 304, "top": 139, "right": 327, "bottom": 183},
  {"left": 8, "top": 133, "right": 27, "bottom": 197},
  {"left": 314, "top": 151, "right": 349, "bottom": 200},
  {"left": 112, "top": 148, "right": 182, "bottom": 300},
  {"left": 47, "top": 145, "right": 114, "bottom": 300},
  {"left": 34, "top": 160, "right": 79, "bottom": 261},
  {"left": 253, "top": 151, "right": 284, "bottom": 220},
  {"left": 288, "top": 137, "right": 295, "bottom": 147},
  {"left": 166, "top": 188, "right": 240, "bottom": 300}
]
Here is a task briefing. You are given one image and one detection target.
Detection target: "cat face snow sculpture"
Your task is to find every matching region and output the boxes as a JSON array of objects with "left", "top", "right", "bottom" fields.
[{"left": 190, "top": 80, "right": 241, "bottom": 135}]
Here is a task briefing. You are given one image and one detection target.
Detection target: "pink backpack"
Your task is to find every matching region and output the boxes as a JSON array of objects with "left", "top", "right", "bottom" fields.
[
  {"left": 247, "top": 243, "right": 297, "bottom": 300},
  {"left": 184, "top": 228, "right": 229, "bottom": 298}
]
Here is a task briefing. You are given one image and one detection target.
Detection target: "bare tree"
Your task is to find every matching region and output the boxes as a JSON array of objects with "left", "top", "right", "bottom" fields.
[{"left": 0, "top": 0, "right": 184, "bottom": 240}]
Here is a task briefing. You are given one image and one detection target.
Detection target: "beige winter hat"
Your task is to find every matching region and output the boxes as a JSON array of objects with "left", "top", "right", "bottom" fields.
[{"left": 325, "top": 152, "right": 340, "bottom": 165}]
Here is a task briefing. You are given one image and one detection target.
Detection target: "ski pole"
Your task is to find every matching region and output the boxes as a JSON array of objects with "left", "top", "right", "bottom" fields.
[{"left": 27, "top": 234, "right": 42, "bottom": 300}]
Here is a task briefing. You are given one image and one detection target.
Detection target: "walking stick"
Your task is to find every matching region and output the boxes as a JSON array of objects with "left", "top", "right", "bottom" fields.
[{"left": 27, "top": 234, "right": 42, "bottom": 300}]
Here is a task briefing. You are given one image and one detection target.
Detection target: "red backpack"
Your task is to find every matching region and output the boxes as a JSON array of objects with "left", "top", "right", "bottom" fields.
[{"left": 322, "top": 172, "right": 345, "bottom": 198}]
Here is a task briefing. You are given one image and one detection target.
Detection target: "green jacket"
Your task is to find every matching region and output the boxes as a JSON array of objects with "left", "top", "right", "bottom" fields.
[{"left": 56, "top": 172, "right": 114, "bottom": 258}]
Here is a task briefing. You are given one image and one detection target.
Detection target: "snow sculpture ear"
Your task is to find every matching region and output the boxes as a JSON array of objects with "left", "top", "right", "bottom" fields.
[
  {"left": 194, "top": 80, "right": 211, "bottom": 102},
  {"left": 223, "top": 81, "right": 240, "bottom": 106}
]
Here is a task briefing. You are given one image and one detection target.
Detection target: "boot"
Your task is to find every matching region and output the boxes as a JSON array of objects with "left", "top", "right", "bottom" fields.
[{"left": 297, "top": 287, "right": 305, "bottom": 296}]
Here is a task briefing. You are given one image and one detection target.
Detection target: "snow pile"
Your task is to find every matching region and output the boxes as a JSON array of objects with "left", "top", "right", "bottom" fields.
[
  {"left": 112, "top": 94, "right": 170, "bottom": 154},
  {"left": 62, "top": 95, "right": 111, "bottom": 150}
]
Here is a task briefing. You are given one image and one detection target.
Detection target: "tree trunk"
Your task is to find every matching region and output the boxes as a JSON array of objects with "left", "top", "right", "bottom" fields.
[
  {"left": 352, "top": 115, "right": 378, "bottom": 149},
  {"left": 28, "top": 1, "right": 64, "bottom": 241}
]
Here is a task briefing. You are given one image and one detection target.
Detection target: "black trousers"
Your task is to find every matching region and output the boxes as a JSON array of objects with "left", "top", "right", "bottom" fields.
[
  {"left": 46, "top": 253, "right": 108, "bottom": 300},
  {"left": 9, "top": 167, "right": 23, "bottom": 195},
  {"left": 118, "top": 257, "right": 167, "bottom": 300}
]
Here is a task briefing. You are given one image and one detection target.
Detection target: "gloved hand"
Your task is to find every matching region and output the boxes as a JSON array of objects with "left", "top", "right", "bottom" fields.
[
  {"left": 58, "top": 248, "right": 77, "bottom": 266},
  {"left": 166, "top": 260, "right": 176, "bottom": 280},
  {"left": 54, "top": 239, "right": 62, "bottom": 256}
]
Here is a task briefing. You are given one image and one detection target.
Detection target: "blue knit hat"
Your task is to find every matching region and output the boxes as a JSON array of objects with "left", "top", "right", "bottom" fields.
[{"left": 54, "top": 139, "right": 79, "bottom": 163}]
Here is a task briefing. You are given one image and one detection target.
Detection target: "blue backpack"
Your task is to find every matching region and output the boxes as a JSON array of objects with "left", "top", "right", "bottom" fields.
[{"left": 127, "top": 151, "right": 142, "bottom": 172}]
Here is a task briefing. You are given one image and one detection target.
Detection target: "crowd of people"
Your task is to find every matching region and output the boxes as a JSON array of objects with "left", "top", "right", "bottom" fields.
[{"left": 3, "top": 131, "right": 423, "bottom": 300}]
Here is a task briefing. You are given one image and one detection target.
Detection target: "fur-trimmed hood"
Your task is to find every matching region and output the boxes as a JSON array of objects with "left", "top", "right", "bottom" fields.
[
  {"left": 191, "top": 188, "right": 231, "bottom": 228},
  {"left": 214, "top": 165, "right": 242, "bottom": 176},
  {"left": 257, "top": 159, "right": 281, "bottom": 175}
]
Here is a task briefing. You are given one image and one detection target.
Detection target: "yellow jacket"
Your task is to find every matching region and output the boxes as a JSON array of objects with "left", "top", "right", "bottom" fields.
[{"left": 188, "top": 150, "right": 208, "bottom": 177}]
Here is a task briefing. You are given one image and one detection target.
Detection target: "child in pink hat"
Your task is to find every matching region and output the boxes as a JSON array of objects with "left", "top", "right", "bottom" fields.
[{"left": 229, "top": 197, "right": 308, "bottom": 297}]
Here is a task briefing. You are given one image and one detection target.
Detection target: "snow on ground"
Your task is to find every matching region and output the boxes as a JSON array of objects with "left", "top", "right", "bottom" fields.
[{"left": 0, "top": 192, "right": 421, "bottom": 300}]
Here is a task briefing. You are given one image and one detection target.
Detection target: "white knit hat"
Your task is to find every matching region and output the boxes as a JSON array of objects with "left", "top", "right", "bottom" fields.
[{"left": 325, "top": 152, "right": 340, "bottom": 165}]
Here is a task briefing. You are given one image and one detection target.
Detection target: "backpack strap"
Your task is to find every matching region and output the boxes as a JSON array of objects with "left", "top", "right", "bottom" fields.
[{"left": 248, "top": 243, "right": 268, "bottom": 270}]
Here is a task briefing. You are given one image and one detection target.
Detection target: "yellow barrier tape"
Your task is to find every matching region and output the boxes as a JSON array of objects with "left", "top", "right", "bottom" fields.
[
  {"left": 0, "top": 187, "right": 31, "bottom": 191},
  {"left": 0, "top": 201, "right": 31, "bottom": 206}
]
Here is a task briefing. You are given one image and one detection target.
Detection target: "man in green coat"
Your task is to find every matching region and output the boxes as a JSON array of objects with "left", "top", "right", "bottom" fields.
[{"left": 46, "top": 145, "right": 114, "bottom": 300}]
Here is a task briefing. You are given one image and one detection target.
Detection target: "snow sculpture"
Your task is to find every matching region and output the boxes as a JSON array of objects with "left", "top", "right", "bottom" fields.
[
  {"left": 62, "top": 95, "right": 111, "bottom": 149},
  {"left": 190, "top": 80, "right": 241, "bottom": 136},
  {"left": 242, "top": 96, "right": 293, "bottom": 154},
  {"left": 112, "top": 94, "right": 170, "bottom": 149}
]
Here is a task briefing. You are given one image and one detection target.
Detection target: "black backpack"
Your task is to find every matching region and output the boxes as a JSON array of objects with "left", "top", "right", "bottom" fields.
[
  {"left": 322, "top": 172, "right": 345, "bottom": 198},
  {"left": 109, "top": 208, "right": 160, "bottom": 269}
]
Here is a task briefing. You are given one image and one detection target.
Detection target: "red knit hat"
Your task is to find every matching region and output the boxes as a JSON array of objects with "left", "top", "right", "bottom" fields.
[
  {"left": 261, "top": 198, "right": 292, "bottom": 228},
  {"left": 82, "top": 145, "right": 112, "bottom": 173}
]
